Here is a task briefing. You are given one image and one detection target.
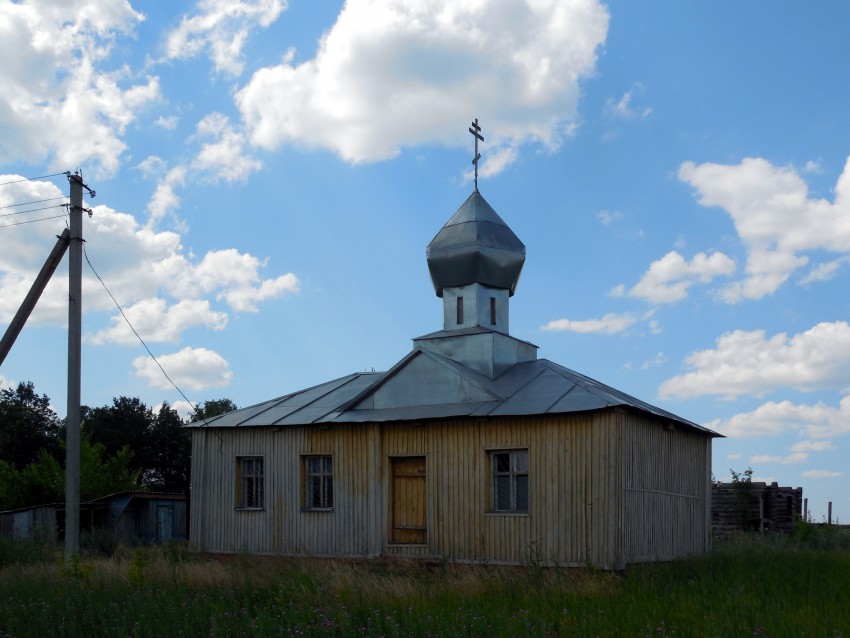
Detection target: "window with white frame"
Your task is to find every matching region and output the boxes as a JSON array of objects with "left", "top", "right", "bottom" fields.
[
  {"left": 304, "top": 455, "right": 333, "bottom": 510},
  {"left": 491, "top": 449, "right": 528, "bottom": 513},
  {"left": 237, "top": 456, "right": 264, "bottom": 509}
]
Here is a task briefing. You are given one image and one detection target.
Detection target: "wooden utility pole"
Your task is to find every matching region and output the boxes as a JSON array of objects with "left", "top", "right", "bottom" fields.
[{"left": 65, "top": 174, "right": 83, "bottom": 561}]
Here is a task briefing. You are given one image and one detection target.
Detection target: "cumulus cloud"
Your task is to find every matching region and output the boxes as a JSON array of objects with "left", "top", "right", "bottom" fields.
[
  {"left": 679, "top": 156, "right": 850, "bottom": 302},
  {"left": 165, "top": 0, "right": 286, "bottom": 76},
  {"left": 705, "top": 396, "right": 850, "bottom": 439},
  {"left": 620, "top": 251, "right": 736, "bottom": 303},
  {"left": 88, "top": 298, "right": 228, "bottom": 345},
  {"left": 660, "top": 321, "right": 850, "bottom": 399},
  {"left": 541, "top": 310, "right": 653, "bottom": 334},
  {"left": 0, "top": 186, "right": 299, "bottom": 344},
  {"left": 0, "top": 0, "right": 159, "bottom": 176},
  {"left": 236, "top": 0, "right": 608, "bottom": 173},
  {"left": 191, "top": 113, "right": 262, "bottom": 183},
  {"left": 133, "top": 346, "right": 233, "bottom": 391}
]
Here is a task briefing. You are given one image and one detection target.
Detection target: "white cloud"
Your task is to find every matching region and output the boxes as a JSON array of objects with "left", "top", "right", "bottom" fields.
[
  {"left": 133, "top": 346, "right": 233, "bottom": 391},
  {"left": 191, "top": 113, "right": 262, "bottom": 183},
  {"left": 541, "top": 310, "right": 652, "bottom": 334},
  {"left": 605, "top": 83, "right": 651, "bottom": 119},
  {"left": 753, "top": 452, "right": 808, "bottom": 465},
  {"left": 0, "top": 191, "right": 299, "bottom": 344},
  {"left": 727, "top": 452, "right": 742, "bottom": 461},
  {"left": 624, "top": 251, "right": 736, "bottom": 303},
  {"left": 705, "top": 396, "right": 850, "bottom": 440},
  {"left": 155, "top": 115, "right": 179, "bottom": 130},
  {"left": 660, "top": 321, "right": 850, "bottom": 399},
  {"left": 802, "top": 470, "right": 843, "bottom": 479},
  {"left": 641, "top": 352, "right": 667, "bottom": 370},
  {"left": 0, "top": 0, "right": 159, "bottom": 176},
  {"left": 87, "top": 298, "right": 228, "bottom": 345},
  {"left": 790, "top": 440, "right": 834, "bottom": 453},
  {"left": 799, "top": 256, "right": 850, "bottom": 285},
  {"left": 170, "top": 400, "right": 196, "bottom": 420},
  {"left": 596, "top": 210, "right": 623, "bottom": 225},
  {"left": 236, "top": 0, "right": 609, "bottom": 173},
  {"left": 165, "top": 0, "right": 286, "bottom": 76},
  {"left": 679, "top": 156, "right": 850, "bottom": 302},
  {"left": 146, "top": 166, "right": 187, "bottom": 228}
]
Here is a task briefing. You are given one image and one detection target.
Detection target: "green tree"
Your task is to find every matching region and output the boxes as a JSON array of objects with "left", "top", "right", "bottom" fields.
[
  {"left": 189, "top": 398, "right": 238, "bottom": 423},
  {"left": 0, "top": 437, "right": 139, "bottom": 510},
  {"left": 82, "top": 396, "right": 152, "bottom": 482},
  {"left": 147, "top": 402, "right": 190, "bottom": 493},
  {"left": 79, "top": 439, "right": 138, "bottom": 500},
  {"left": 0, "top": 382, "right": 62, "bottom": 469}
]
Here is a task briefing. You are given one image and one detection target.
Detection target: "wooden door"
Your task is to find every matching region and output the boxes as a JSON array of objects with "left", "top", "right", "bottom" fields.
[{"left": 390, "top": 457, "right": 427, "bottom": 544}]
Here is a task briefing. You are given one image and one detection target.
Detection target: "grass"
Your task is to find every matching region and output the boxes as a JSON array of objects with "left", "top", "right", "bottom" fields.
[{"left": 0, "top": 529, "right": 848, "bottom": 637}]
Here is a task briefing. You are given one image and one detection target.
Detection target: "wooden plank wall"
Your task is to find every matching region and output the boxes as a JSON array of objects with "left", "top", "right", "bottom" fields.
[
  {"left": 191, "top": 410, "right": 712, "bottom": 566},
  {"left": 622, "top": 415, "right": 710, "bottom": 561}
]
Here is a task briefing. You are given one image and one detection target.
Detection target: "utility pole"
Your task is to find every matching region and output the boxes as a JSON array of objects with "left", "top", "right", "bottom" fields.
[{"left": 65, "top": 173, "right": 83, "bottom": 561}]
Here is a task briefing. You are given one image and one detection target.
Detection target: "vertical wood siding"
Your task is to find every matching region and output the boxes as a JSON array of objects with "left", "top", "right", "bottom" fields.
[
  {"left": 622, "top": 414, "right": 710, "bottom": 561},
  {"left": 190, "top": 410, "right": 710, "bottom": 566}
]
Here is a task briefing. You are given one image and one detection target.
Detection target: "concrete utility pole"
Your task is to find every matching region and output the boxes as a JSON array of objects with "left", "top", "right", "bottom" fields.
[{"left": 65, "top": 173, "right": 83, "bottom": 561}]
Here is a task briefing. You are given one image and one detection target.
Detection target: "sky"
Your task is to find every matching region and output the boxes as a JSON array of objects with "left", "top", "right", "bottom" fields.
[{"left": 0, "top": 0, "right": 848, "bottom": 523}]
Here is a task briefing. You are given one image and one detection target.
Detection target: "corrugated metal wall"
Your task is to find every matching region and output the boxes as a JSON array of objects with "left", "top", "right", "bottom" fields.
[{"left": 190, "top": 410, "right": 710, "bottom": 566}]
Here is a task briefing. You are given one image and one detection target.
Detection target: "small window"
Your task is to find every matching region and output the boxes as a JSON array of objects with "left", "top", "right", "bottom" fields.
[
  {"left": 237, "top": 456, "right": 264, "bottom": 509},
  {"left": 489, "top": 297, "right": 497, "bottom": 325},
  {"left": 304, "top": 455, "right": 334, "bottom": 510},
  {"left": 491, "top": 450, "right": 528, "bottom": 513},
  {"left": 456, "top": 296, "right": 464, "bottom": 325}
]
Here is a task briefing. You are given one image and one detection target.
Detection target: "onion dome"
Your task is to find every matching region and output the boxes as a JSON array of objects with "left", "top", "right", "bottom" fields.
[{"left": 426, "top": 190, "right": 525, "bottom": 298}]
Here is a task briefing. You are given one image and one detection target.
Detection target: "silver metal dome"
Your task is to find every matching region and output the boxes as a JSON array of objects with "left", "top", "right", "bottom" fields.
[{"left": 426, "top": 190, "right": 525, "bottom": 297}]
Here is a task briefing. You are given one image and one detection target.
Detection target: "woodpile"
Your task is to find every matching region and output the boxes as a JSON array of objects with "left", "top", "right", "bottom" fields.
[{"left": 711, "top": 482, "right": 802, "bottom": 537}]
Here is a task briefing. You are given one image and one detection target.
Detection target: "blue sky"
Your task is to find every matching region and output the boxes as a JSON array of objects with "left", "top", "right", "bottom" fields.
[{"left": 1, "top": 1, "right": 849, "bottom": 522}]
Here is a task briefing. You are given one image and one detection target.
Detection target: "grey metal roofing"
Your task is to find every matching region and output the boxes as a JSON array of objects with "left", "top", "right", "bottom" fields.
[
  {"left": 426, "top": 190, "right": 525, "bottom": 297},
  {"left": 188, "top": 349, "right": 719, "bottom": 437}
]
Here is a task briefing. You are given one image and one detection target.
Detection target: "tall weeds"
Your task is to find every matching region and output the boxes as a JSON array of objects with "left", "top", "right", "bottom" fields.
[{"left": 0, "top": 534, "right": 848, "bottom": 637}]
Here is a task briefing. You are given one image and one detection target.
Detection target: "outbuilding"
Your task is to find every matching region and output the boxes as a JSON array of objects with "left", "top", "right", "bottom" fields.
[{"left": 188, "top": 186, "right": 720, "bottom": 568}]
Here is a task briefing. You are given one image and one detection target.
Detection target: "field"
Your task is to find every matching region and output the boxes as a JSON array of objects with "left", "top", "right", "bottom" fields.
[{"left": 1, "top": 527, "right": 848, "bottom": 637}]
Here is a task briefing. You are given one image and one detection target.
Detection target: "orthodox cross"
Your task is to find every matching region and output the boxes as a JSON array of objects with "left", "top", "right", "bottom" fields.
[{"left": 469, "top": 118, "right": 484, "bottom": 191}]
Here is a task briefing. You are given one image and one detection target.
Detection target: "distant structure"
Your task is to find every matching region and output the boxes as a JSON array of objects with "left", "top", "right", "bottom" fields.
[
  {"left": 711, "top": 482, "right": 803, "bottom": 537},
  {"left": 0, "top": 491, "right": 186, "bottom": 545},
  {"left": 187, "top": 121, "right": 721, "bottom": 568}
]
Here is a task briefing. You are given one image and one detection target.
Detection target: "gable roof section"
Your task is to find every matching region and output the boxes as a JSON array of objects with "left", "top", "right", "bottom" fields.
[{"left": 188, "top": 352, "right": 719, "bottom": 436}]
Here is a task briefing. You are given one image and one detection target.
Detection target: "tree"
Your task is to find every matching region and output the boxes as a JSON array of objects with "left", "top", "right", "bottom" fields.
[
  {"left": 147, "top": 402, "right": 190, "bottom": 493},
  {"left": 0, "top": 437, "right": 138, "bottom": 510},
  {"left": 79, "top": 438, "right": 138, "bottom": 501},
  {"left": 0, "top": 382, "right": 62, "bottom": 469},
  {"left": 189, "top": 398, "right": 238, "bottom": 423},
  {"left": 82, "top": 396, "right": 153, "bottom": 481}
]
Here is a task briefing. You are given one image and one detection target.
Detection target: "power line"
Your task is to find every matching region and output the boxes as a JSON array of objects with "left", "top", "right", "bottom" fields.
[
  {"left": 82, "top": 246, "right": 220, "bottom": 437},
  {"left": 0, "top": 204, "right": 69, "bottom": 219},
  {"left": 0, "top": 212, "right": 68, "bottom": 229},
  {"left": 0, "top": 196, "right": 68, "bottom": 211},
  {"left": 0, "top": 171, "right": 71, "bottom": 187}
]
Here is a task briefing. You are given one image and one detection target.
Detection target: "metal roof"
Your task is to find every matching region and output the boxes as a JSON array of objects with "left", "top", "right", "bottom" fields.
[
  {"left": 187, "top": 350, "right": 719, "bottom": 437},
  {"left": 426, "top": 190, "right": 525, "bottom": 297}
]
